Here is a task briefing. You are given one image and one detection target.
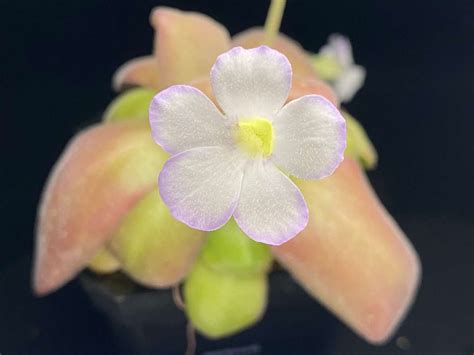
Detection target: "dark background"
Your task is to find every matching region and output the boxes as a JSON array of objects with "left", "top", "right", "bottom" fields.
[{"left": 1, "top": 0, "right": 472, "bottom": 354}]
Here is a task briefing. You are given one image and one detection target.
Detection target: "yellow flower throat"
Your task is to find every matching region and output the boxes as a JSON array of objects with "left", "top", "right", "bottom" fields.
[{"left": 235, "top": 117, "right": 274, "bottom": 156}]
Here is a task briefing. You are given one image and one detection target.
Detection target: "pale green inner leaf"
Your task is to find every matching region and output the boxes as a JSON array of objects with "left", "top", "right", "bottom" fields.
[
  {"left": 103, "top": 88, "right": 156, "bottom": 123},
  {"left": 343, "top": 110, "right": 378, "bottom": 169}
]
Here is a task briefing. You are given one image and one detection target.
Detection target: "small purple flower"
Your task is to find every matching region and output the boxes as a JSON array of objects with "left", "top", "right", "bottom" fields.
[{"left": 318, "top": 34, "right": 366, "bottom": 103}]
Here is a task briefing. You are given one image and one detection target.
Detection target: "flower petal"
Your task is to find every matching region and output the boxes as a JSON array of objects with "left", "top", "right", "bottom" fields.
[
  {"left": 151, "top": 7, "right": 231, "bottom": 89},
  {"left": 149, "top": 85, "right": 232, "bottom": 154},
  {"left": 159, "top": 147, "right": 246, "bottom": 231},
  {"left": 112, "top": 56, "right": 160, "bottom": 91},
  {"left": 272, "top": 95, "right": 346, "bottom": 179},
  {"left": 231, "top": 28, "right": 317, "bottom": 80},
  {"left": 211, "top": 46, "right": 292, "bottom": 119},
  {"left": 321, "top": 34, "right": 354, "bottom": 68},
  {"left": 233, "top": 160, "right": 308, "bottom": 246},
  {"left": 335, "top": 65, "right": 366, "bottom": 103}
]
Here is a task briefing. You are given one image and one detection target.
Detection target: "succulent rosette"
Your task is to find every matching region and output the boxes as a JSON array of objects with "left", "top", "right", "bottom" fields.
[{"left": 33, "top": 3, "right": 420, "bottom": 345}]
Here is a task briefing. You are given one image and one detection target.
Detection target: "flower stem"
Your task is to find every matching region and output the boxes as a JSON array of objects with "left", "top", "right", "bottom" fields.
[{"left": 264, "top": 0, "right": 287, "bottom": 45}]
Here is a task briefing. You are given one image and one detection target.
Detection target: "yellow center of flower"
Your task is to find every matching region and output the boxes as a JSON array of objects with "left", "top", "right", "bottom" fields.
[{"left": 235, "top": 117, "right": 274, "bottom": 156}]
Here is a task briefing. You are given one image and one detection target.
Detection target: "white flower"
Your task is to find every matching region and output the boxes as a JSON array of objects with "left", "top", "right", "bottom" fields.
[
  {"left": 317, "top": 34, "right": 366, "bottom": 103},
  {"left": 149, "top": 46, "right": 346, "bottom": 245}
]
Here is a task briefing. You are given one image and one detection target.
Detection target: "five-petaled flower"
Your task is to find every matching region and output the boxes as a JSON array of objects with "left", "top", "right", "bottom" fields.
[{"left": 149, "top": 46, "right": 346, "bottom": 245}]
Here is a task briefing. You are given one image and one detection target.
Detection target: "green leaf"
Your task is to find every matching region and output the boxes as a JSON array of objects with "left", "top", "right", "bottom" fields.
[
  {"left": 109, "top": 190, "right": 206, "bottom": 288},
  {"left": 88, "top": 248, "right": 121, "bottom": 274},
  {"left": 200, "top": 219, "right": 273, "bottom": 276},
  {"left": 343, "top": 111, "right": 378, "bottom": 169},
  {"left": 184, "top": 260, "right": 267, "bottom": 338},
  {"left": 103, "top": 88, "right": 155, "bottom": 123}
]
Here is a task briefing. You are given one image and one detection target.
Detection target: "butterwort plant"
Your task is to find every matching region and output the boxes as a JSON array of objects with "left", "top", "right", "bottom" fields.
[{"left": 33, "top": 0, "right": 420, "bottom": 344}]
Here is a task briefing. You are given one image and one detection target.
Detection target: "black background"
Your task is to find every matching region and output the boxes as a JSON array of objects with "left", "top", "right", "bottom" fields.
[{"left": 1, "top": 0, "right": 473, "bottom": 354}]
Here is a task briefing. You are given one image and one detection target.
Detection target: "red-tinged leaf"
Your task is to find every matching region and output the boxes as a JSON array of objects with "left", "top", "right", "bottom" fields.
[
  {"left": 272, "top": 159, "right": 420, "bottom": 343},
  {"left": 150, "top": 7, "right": 231, "bottom": 89},
  {"left": 33, "top": 122, "right": 167, "bottom": 295}
]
